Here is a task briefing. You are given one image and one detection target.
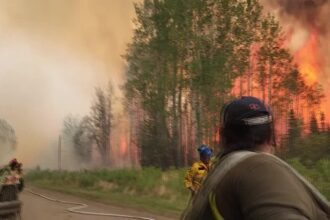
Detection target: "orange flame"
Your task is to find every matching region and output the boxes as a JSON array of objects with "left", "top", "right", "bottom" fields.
[
  {"left": 295, "top": 31, "right": 320, "bottom": 85},
  {"left": 294, "top": 30, "right": 330, "bottom": 125},
  {"left": 120, "top": 135, "right": 127, "bottom": 156}
]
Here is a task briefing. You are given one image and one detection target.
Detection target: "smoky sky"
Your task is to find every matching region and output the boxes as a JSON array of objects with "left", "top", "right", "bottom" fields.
[
  {"left": 266, "top": 0, "right": 330, "bottom": 34},
  {"left": 0, "top": 0, "right": 138, "bottom": 167}
]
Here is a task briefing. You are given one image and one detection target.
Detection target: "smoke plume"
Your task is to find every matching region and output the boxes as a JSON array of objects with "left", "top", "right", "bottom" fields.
[{"left": 0, "top": 0, "right": 137, "bottom": 168}]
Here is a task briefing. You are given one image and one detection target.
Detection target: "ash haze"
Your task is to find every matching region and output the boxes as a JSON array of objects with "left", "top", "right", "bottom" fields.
[{"left": 0, "top": 0, "right": 138, "bottom": 168}]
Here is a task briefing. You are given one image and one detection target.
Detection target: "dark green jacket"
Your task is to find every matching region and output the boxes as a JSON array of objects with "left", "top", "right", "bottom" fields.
[{"left": 183, "top": 152, "right": 330, "bottom": 220}]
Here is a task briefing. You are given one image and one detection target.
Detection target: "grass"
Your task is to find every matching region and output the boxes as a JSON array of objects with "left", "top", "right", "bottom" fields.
[
  {"left": 25, "top": 158, "right": 330, "bottom": 217},
  {"left": 287, "top": 158, "right": 330, "bottom": 199},
  {"left": 25, "top": 167, "right": 189, "bottom": 217}
]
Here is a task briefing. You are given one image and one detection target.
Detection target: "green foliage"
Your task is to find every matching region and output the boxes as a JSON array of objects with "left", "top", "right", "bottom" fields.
[
  {"left": 288, "top": 158, "right": 330, "bottom": 199},
  {"left": 62, "top": 115, "right": 92, "bottom": 162},
  {"left": 90, "top": 86, "right": 113, "bottom": 165},
  {"left": 282, "top": 131, "right": 330, "bottom": 167},
  {"left": 26, "top": 168, "right": 187, "bottom": 199},
  {"left": 125, "top": 0, "right": 265, "bottom": 168},
  {"left": 26, "top": 162, "right": 330, "bottom": 215},
  {"left": 61, "top": 84, "right": 114, "bottom": 166},
  {"left": 299, "top": 134, "right": 329, "bottom": 166},
  {"left": 26, "top": 168, "right": 189, "bottom": 215},
  {"left": 309, "top": 113, "right": 319, "bottom": 134},
  {"left": 320, "top": 112, "right": 326, "bottom": 132},
  {"left": 124, "top": 0, "right": 326, "bottom": 169},
  {"left": 282, "top": 109, "right": 302, "bottom": 157}
]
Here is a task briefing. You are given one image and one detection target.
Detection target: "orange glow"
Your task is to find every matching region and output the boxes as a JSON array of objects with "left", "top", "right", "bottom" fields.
[
  {"left": 119, "top": 135, "right": 127, "bottom": 156},
  {"left": 295, "top": 31, "right": 320, "bottom": 85},
  {"left": 294, "top": 30, "right": 330, "bottom": 125}
]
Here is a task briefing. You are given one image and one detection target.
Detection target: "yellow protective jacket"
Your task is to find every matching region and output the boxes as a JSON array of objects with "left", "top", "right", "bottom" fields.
[{"left": 184, "top": 161, "right": 210, "bottom": 192}]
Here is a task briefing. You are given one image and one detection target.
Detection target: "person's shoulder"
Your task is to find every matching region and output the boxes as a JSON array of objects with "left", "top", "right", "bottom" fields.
[
  {"left": 239, "top": 153, "right": 283, "bottom": 168},
  {"left": 223, "top": 153, "right": 289, "bottom": 184},
  {"left": 191, "top": 161, "right": 202, "bottom": 168},
  {"left": 191, "top": 161, "right": 208, "bottom": 171},
  {"left": 233, "top": 153, "right": 299, "bottom": 187}
]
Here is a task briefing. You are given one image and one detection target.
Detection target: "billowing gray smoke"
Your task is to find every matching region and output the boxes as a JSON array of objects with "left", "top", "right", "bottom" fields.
[{"left": 269, "top": 0, "right": 329, "bottom": 34}]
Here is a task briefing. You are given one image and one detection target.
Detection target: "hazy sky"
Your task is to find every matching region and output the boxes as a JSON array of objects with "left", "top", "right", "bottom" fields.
[{"left": 0, "top": 0, "right": 137, "bottom": 167}]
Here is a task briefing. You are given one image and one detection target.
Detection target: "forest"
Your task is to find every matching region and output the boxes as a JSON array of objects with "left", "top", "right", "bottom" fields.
[{"left": 123, "top": 0, "right": 327, "bottom": 169}]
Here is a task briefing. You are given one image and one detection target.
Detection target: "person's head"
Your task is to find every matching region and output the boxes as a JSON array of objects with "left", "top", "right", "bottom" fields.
[
  {"left": 198, "top": 145, "right": 213, "bottom": 164},
  {"left": 220, "top": 96, "right": 275, "bottom": 155},
  {"left": 9, "top": 158, "right": 19, "bottom": 170}
]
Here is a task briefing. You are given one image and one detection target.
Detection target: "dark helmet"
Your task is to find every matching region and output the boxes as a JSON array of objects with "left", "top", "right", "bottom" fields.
[
  {"left": 9, "top": 158, "right": 18, "bottom": 166},
  {"left": 197, "top": 145, "right": 213, "bottom": 157},
  {"left": 220, "top": 96, "right": 275, "bottom": 154},
  {"left": 221, "top": 96, "right": 272, "bottom": 128}
]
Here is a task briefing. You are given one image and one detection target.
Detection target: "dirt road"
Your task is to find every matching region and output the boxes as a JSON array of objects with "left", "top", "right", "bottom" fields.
[{"left": 20, "top": 188, "right": 176, "bottom": 220}]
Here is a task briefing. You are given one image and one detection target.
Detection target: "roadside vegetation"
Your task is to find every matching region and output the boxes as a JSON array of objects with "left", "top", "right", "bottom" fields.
[
  {"left": 25, "top": 158, "right": 329, "bottom": 216},
  {"left": 25, "top": 168, "right": 188, "bottom": 217},
  {"left": 288, "top": 158, "right": 330, "bottom": 199}
]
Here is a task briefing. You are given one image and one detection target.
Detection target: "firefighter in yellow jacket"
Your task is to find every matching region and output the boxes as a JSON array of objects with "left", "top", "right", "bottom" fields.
[{"left": 184, "top": 145, "right": 213, "bottom": 196}]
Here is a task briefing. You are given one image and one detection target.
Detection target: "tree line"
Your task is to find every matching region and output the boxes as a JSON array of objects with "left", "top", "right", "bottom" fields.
[
  {"left": 124, "top": 0, "right": 325, "bottom": 169},
  {"left": 62, "top": 85, "right": 113, "bottom": 166},
  {"left": 282, "top": 109, "right": 330, "bottom": 166}
]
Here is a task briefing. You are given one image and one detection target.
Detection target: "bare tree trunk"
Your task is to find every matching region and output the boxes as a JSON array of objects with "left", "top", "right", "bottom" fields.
[
  {"left": 239, "top": 76, "right": 243, "bottom": 97},
  {"left": 183, "top": 101, "right": 188, "bottom": 166},
  {"left": 177, "top": 67, "right": 184, "bottom": 167},
  {"left": 268, "top": 59, "right": 272, "bottom": 105},
  {"left": 247, "top": 53, "right": 253, "bottom": 96}
]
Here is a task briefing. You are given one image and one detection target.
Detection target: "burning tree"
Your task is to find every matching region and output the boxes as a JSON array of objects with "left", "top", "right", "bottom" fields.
[
  {"left": 125, "top": 0, "right": 263, "bottom": 168},
  {"left": 124, "top": 0, "right": 328, "bottom": 168}
]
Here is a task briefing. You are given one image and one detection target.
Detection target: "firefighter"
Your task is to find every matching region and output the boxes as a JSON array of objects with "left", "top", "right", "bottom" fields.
[
  {"left": 182, "top": 96, "right": 330, "bottom": 220},
  {"left": 184, "top": 145, "right": 213, "bottom": 196}
]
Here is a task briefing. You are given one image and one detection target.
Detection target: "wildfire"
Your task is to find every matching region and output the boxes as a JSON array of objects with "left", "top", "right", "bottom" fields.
[
  {"left": 120, "top": 135, "right": 127, "bottom": 156},
  {"left": 294, "top": 31, "right": 320, "bottom": 85},
  {"left": 293, "top": 29, "right": 330, "bottom": 125}
]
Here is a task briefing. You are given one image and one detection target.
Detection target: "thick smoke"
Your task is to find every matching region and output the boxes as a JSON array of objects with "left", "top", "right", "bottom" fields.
[
  {"left": 0, "top": 1, "right": 137, "bottom": 168},
  {"left": 269, "top": 0, "right": 329, "bottom": 33}
]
